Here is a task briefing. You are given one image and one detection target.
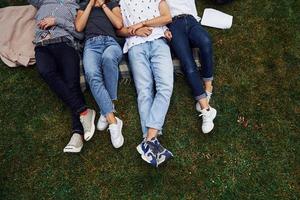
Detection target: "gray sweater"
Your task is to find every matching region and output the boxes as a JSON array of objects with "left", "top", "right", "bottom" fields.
[{"left": 28, "top": 0, "right": 83, "bottom": 43}]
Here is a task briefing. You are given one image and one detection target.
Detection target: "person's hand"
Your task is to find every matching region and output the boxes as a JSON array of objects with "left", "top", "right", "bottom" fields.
[
  {"left": 38, "top": 17, "right": 56, "bottom": 30},
  {"left": 128, "top": 22, "right": 144, "bottom": 35},
  {"left": 164, "top": 30, "right": 172, "bottom": 41},
  {"left": 135, "top": 27, "right": 153, "bottom": 37},
  {"left": 97, "top": 0, "right": 105, "bottom": 7}
]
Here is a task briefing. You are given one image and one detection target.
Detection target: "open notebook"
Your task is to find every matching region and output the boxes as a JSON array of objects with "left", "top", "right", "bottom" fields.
[{"left": 200, "top": 8, "right": 233, "bottom": 29}]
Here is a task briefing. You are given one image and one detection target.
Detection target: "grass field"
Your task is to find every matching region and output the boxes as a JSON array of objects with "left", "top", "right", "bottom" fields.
[{"left": 0, "top": 0, "right": 299, "bottom": 199}]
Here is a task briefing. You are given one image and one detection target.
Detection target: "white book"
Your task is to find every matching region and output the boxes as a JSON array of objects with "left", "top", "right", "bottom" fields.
[{"left": 200, "top": 8, "right": 233, "bottom": 29}]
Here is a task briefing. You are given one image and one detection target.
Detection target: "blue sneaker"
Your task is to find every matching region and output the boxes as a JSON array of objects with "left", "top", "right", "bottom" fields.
[
  {"left": 136, "top": 138, "right": 158, "bottom": 167},
  {"left": 154, "top": 139, "right": 174, "bottom": 166}
]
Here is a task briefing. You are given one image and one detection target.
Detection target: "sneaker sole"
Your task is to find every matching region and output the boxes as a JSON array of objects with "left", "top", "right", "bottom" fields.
[
  {"left": 136, "top": 145, "right": 157, "bottom": 167},
  {"left": 84, "top": 110, "right": 96, "bottom": 141},
  {"left": 136, "top": 144, "right": 144, "bottom": 155},
  {"left": 63, "top": 145, "right": 83, "bottom": 153}
]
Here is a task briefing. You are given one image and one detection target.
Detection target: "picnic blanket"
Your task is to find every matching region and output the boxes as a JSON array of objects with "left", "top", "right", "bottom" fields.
[{"left": 0, "top": 5, "right": 201, "bottom": 90}]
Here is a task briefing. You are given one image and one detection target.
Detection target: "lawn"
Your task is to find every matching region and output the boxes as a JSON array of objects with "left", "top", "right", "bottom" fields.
[{"left": 0, "top": 0, "right": 299, "bottom": 199}]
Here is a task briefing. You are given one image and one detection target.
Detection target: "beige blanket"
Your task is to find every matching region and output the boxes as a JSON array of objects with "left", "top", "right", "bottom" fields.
[{"left": 0, "top": 5, "right": 36, "bottom": 67}]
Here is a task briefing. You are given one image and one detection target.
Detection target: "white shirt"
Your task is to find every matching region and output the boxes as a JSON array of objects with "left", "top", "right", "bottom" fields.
[
  {"left": 120, "top": 0, "right": 168, "bottom": 53},
  {"left": 166, "top": 0, "right": 201, "bottom": 21}
]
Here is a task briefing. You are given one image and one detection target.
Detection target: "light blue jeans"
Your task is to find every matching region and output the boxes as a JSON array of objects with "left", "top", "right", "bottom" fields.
[
  {"left": 83, "top": 36, "right": 122, "bottom": 116},
  {"left": 128, "top": 38, "right": 174, "bottom": 137}
]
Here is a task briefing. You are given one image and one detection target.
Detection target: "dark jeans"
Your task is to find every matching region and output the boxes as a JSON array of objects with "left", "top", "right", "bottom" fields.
[
  {"left": 35, "top": 42, "right": 87, "bottom": 134},
  {"left": 168, "top": 15, "right": 214, "bottom": 100}
]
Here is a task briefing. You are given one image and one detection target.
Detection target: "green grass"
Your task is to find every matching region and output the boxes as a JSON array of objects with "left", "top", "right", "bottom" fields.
[{"left": 0, "top": 0, "right": 299, "bottom": 199}]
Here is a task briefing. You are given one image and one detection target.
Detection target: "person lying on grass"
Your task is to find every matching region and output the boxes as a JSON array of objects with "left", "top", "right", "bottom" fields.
[
  {"left": 116, "top": 0, "right": 174, "bottom": 167},
  {"left": 165, "top": 0, "right": 217, "bottom": 134},
  {"left": 28, "top": 0, "right": 96, "bottom": 153},
  {"left": 75, "top": 0, "right": 124, "bottom": 149}
]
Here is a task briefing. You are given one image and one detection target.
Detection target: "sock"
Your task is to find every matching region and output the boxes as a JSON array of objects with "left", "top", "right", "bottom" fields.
[{"left": 80, "top": 109, "right": 88, "bottom": 116}]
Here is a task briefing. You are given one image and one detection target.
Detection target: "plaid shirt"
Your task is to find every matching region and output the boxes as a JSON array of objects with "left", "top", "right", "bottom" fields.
[{"left": 28, "top": 0, "right": 83, "bottom": 43}]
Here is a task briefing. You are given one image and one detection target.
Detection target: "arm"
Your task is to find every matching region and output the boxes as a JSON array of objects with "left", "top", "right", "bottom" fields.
[
  {"left": 129, "top": 0, "right": 172, "bottom": 34},
  {"left": 102, "top": 3, "right": 123, "bottom": 29},
  {"left": 75, "top": 0, "right": 94, "bottom": 32},
  {"left": 115, "top": 6, "right": 132, "bottom": 37},
  {"left": 141, "top": 0, "right": 172, "bottom": 27},
  {"left": 36, "top": 1, "right": 84, "bottom": 40},
  {"left": 28, "top": 0, "right": 43, "bottom": 8},
  {"left": 116, "top": 27, "right": 132, "bottom": 38},
  {"left": 117, "top": 26, "right": 153, "bottom": 37}
]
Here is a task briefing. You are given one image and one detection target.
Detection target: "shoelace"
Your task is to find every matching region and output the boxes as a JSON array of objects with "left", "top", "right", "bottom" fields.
[
  {"left": 199, "top": 112, "right": 210, "bottom": 123},
  {"left": 147, "top": 142, "right": 159, "bottom": 156},
  {"left": 154, "top": 140, "right": 165, "bottom": 153}
]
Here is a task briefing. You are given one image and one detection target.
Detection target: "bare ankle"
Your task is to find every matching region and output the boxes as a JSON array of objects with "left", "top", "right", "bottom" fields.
[
  {"left": 106, "top": 113, "right": 117, "bottom": 124},
  {"left": 205, "top": 85, "right": 213, "bottom": 93},
  {"left": 146, "top": 128, "right": 158, "bottom": 141},
  {"left": 199, "top": 98, "right": 209, "bottom": 110}
]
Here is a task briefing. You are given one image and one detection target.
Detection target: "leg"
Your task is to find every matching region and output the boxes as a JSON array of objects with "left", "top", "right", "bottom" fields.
[
  {"left": 51, "top": 43, "right": 86, "bottom": 134},
  {"left": 71, "top": 112, "right": 84, "bottom": 135},
  {"left": 128, "top": 43, "right": 154, "bottom": 137},
  {"left": 187, "top": 20, "right": 217, "bottom": 133},
  {"left": 189, "top": 21, "right": 214, "bottom": 93},
  {"left": 83, "top": 41, "right": 115, "bottom": 117},
  {"left": 37, "top": 43, "right": 95, "bottom": 141},
  {"left": 35, "top": 45, "right": 87, "bottom": 114},
  {"left": 101, "top": 42, "right": 122, "bottom": 125},
  {"left": 168, "top": 19, "right": 207, "bottom": 102},
  {"left": 101, "top": 39, "right": 123, "bottom": 101},
  {"left": 146, "top": 39, "right": 174, "bottom": 139}
]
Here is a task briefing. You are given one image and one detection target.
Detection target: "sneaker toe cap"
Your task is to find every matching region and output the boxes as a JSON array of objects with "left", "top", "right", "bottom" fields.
[
  {"left": 112, "top": 135, "right": 124, "bottom": 148},
  {"left": 202, "top": 123, "right": 214, "bottom": 134}
]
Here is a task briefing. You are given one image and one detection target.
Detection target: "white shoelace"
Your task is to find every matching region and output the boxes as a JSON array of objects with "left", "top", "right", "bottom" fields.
[{"left": 199, "top": 111, "right": 210, "bottom": 122}]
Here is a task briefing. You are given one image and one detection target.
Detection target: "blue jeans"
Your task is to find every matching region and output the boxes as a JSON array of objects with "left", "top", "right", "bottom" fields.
[
  {"left": 83, "top": 36, "right": 122, "bottom": 116},
  {"left": 128, "top": 39, "right": 174, "bottom": 137},
  {"left": 168, "top": 15, "right": 214, "bottom": 100}
]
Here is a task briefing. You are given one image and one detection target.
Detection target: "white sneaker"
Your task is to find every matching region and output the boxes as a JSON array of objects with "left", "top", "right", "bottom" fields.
[
  {"left": 63, "top": 133, "right": 83, "bottom": 153},
  {"left": 199, "top": 107, "right": 217, "bottom": 134},
  {"left": 80, "top": 109, "right": 96, "bottom": 141},
  {"left": 196, "top": 91, "right": 212, "bottom": 112},
  {"left": 108, "top": 117, "right": 124, "bottom": 148},
  {"left": 97, "top": 115, "right": 108, "bottom": 131}
]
